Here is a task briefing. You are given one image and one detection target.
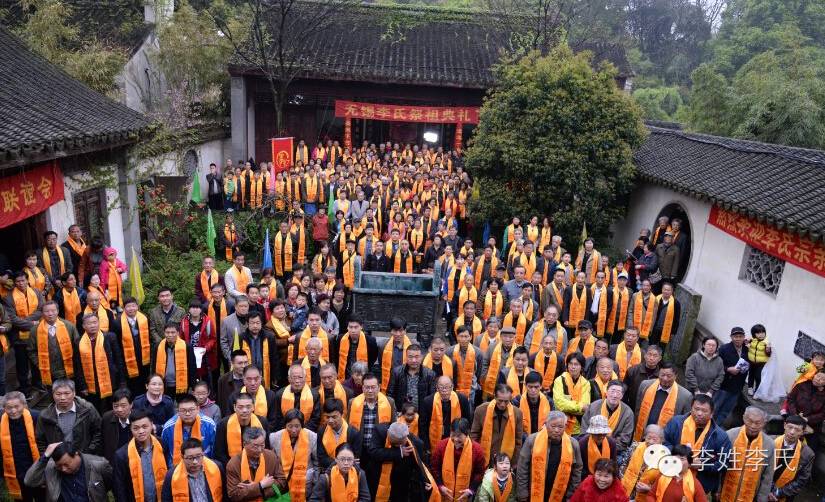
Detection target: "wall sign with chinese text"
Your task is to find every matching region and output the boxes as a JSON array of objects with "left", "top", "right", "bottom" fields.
[
  {"left": 334, "top": 100, "right": 480, "bottom": 124},
  {"left": 0, "top": 161, "right": 64, "bottom": 229},
  {"left": 708, "top": 205, "right": 825, "bottom": 279}
]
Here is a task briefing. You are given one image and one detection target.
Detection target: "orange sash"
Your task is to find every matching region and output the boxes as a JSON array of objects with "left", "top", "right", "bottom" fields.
[
  {"left": 155, "top": 338, "right": 188, "bottom": 394},
  {"left": 601, "top": 400, "right": 622, "bottom": 432},
  {"left": 171, "top": 414, "right": 202, "bottom": 465},
  {"left": 774, "top": 435, "right": 801, "bottom": 490},
  {"left": 480, "top": 402, "right": 515, "bottom": 464},
  {"left": 41, "top": 247, "right": 66, "bottom": 277},
  {"left": 529, "top": 429, "right": 573, "bottom": 502},
  {"left": 492, "top": 474, "right": 514, "bottom": 502},
  {"left": 633, "top": 293, "right": 656, "bottom": 339},
  {"left": 534, "top": 351, "right": 559, "bottom": 390},
  {"left": 616, "top": 342, "right": 641, "bottom": 380},
  {"left": 423, "top": 353, "right": 453, "bottom": 379},
  {"left": 680, "top": 415, "right": 710, "bottom": 454},
  {"left": 622, "top": 441, "right": 647, "bottom": 496},
  {"left": 720, "top": 428, "right": 765, "bottom": 502},
  {"left": 567, "top": 285, "right": 588, "bottom": 330},
  {"left": 587, "top": 435, "right": 610, "bottom": 474},
  {"left": 61, "top": 287, "right": 82, "bottom": 324},
  {"left": 242, "top": 385, "right": 269, "bottom": 418},
  {"left": 83, "top": 305, "right": 109, "bottom": 332},
  {"left": 281, "top": 429, "right": 310, "bottom": 502},
  {"left": 482, "top": 343, "right": 515, "bottom": 398},
  {"left": 482, "top": 291, "right": 503, "bottom": 321},
  {"left": 0, "top": 410, "right": 39, "bottom": 499},
  {"left": 36, "top": 319, "right": 74, "bottom": 385},
  {"left": 348, "top": 393, "right": 392, "bottom": 427},
  {"left": 380, "top": 336, "right": 411, "bottom": 392},
  {"left": 120, "top": 312, "right": 150, "bottom": 378},
  {"left": 23, "top": 267, "right": 45, "bottom": 292},
  {"left": 657, "top": 295, "right": 676, "bottom": 343},
  {"left": 526, "top": 320, "right": 563, "bottom": 356},
  {"left": 566, "top": 335, "right": 595, "bottom": 358},
  {"left": 319, "top": 381, "right": 349, "bottom": 421},
  {"left": 281, "top": 385, "right": 314, "bottom": 419},
  {"left": 226, "top": 414, "right": 262, "bottom": 458},
  {"left": 452, "top": 344, "right": 476, "bottom": 397},
  {"left": 634, "top": 380, "right": 678, "bottom": 441},
  {"left": 656, "top": 470, "right": 696, "bottom": 502},
  {"left": 337, "top": 331, "right": 369, "bottom": 380},
  {"left": 442, "top": 437, "right": 473, "bottom": 502},
  {"left": 520, "top": 392, "right": 551, "bottom": 433},
  {"left": 430, "top": 392, "right": 461, "bottom": 448},
  {"left": 608, "top": 287, "right": 630, "bottom": 333},
  {"left": 590, "top": 285, "right": 609, "bottom": 337},
  {"left": 79, "top": 332, "right": 112, "bottom": 398},
  {"left": 330, "top": 465, "right": 359, "bottom": 502},
  {"left": 170, "top": 456, "right": 222, "bottom": 502},
  {"left": 502, "top": 312, "right": 528, "bottom": 345},
  {"left": 199, "top": 270, "right": 219, "bottom": 302},
  {"left": 128, "top": 437, "right": 167, "bottom": 502},
  {"left": 321, "top": 421, "right": 349, "bottom": 458},
  {"left": 12, "top": 287, "right": 38, "bottom": 340},
  {"left": 392, "top": 250, "right": 414, "bottom": 273}
]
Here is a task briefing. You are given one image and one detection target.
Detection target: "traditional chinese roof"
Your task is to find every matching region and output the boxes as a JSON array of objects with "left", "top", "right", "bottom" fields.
[
  {"left": 636, "top": 126, "right": 825, "bottom": 243},
  {"left": 0, "top": 26, "right": 150, "bottom": 169},
  {"left": 228, "top": 2, "right": 631, "bottom": 88}
]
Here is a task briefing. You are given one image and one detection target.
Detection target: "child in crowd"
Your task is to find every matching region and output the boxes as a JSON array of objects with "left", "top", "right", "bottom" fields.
[{"left": 746, "top": 323, "right": 771, "bottom": 395}]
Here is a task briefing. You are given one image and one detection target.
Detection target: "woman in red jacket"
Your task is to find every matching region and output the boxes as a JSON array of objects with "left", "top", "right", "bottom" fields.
[
  {"left": 179, "top": 299, "right": 218, "bottom": 386},
  {"left": 569, "top": 458, "right": 629, "bottom": 502}
]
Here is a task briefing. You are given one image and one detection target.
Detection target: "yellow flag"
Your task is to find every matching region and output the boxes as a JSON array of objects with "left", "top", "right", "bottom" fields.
[
  {"left": 577, "top": 222, "right": 588, "bottom": 257},
  {"left": 233, "top": 327, "right": 240, "bottom": 351},
  {"left": 129, "top": 247, "right": 145, "bottom": 305}
]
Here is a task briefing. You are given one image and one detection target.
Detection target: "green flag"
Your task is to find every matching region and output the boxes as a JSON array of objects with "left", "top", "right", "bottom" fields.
[
  {"left": 129, "top": 247, "right": 145, "bottom": 305},
  {"left": 206, "top": 209, "right": 217, "bottom": 257},
  {"left": 500, "top": 225, "right": 509, "bottom": 259},
  {"left": 191, "top": 173, "right": 202, "bottom": 203},
  {"left": 327, "top": 193, "right": 335, "bottom": 219}
]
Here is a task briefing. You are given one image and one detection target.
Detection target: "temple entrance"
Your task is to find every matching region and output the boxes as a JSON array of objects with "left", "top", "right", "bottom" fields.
[{"left": 653, "top": 202, "right": 692, "bottom": 281}]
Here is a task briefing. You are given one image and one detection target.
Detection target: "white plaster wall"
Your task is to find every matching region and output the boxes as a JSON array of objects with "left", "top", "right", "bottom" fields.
[
  {"left": 119, "top": 33, "right": 163, "bottom": 115},
  {"left": 614, "top": 183, "right": 825, "bottom": 388},
  {"left": 44, "top": 137, "right": 229, "bottom": 260}
]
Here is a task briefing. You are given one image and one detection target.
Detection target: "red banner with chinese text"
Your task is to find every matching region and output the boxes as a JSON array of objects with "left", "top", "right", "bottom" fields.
[
  {"left": 270, "top": 137, "right": 294, "bottom": 173},
  {"left": 708, "top": 205, "right": 825, "bottom": 279},
  {"left": 0, "top": 161, "right": 64, "bottom": 229},
  {"left": 334, "top": 100, "right": 480, "bottom": 124}
]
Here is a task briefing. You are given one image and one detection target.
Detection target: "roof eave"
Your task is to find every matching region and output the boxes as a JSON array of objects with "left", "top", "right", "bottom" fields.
[{"left": 636, "top": 173, "right": 823, "bottom": 244}]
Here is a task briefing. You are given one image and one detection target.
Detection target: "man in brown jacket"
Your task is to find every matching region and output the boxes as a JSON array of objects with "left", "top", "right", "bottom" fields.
[
  {"left": 469, "top": 383, "right": 523, "bottom": 467},
  {"left": 226, "top": 426, "right": 287, "bottom": 501}
]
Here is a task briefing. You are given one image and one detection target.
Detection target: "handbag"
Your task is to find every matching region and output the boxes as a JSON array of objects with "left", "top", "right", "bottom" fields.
[
  {"left": 265, "top": 484, "right": 291, "bottom": 502},
  {"left": 648, "top": 269, "right": 662, "bottom": 284}
]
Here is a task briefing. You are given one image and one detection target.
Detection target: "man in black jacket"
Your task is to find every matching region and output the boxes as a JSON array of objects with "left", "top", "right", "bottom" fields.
[
  {"left": 419, "top": 376, "right": 472, "bottom": 451},
  {"left": 365, "top": 241, "right": 390, "bottom": 272},
  {"left": 205, "top": 162, "right": 224, "bottom": 210},
  {"left": 100, "top": 388, "right": 133, "bottom": 464},
  {"left": 35, "top": 379, "right": 102, "bottom": 455},
  {"left": 332, "top": 318, "right": 379, "bottom": 380},
  {"left": 366, "top": 421, "right": 427, "bottom": 501},
  {"left": 714, "top": 326, "right": 749, "bottom": 426},
  {"left": 387, "top": 343, "right": 436, "bottom": 416}
]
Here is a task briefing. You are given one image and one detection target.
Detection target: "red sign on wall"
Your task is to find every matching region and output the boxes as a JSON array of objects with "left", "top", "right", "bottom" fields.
[
  {"left": 270, "top": 137, "right": 294, "bottom": 173},
  {"left": 709, "top": 205, "right": 825, "bottom": 279},
  {"left": 0, "top": 161, "right": 64, "bottom": 229},
  {"left": 334, "top": 100, "right": 480, "bottom": 124}
]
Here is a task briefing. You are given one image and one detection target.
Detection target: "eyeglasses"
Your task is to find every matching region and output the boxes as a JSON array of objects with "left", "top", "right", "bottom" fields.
[
  {"left": 336, "top": 456, "right": 355, "bottom": 464},
  {"left": 247, "top": 441, "right": 266, "bottom": 450},
  {"left": 183, "top": 454, "right": 204, "bottom": 462}
]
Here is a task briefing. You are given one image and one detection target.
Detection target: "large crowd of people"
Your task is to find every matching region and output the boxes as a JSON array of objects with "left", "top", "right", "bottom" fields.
[{"left": 0, "top": 139, "right": 822, "bottom": 502}]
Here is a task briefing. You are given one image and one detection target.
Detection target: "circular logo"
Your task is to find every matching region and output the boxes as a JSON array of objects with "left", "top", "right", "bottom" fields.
[
  {"left": 658, "top": 455, "right": 682, "bottom": 477},
  {"left": 276, "top": 151, "right": 290, "bottom": 169}
]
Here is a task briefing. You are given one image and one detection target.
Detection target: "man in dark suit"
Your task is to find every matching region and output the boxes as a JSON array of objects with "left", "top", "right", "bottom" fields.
[
  {"left": 100, "top": 388, "right": 133, "bottom": 463},
  {"left": 217, "top": 349, "right": 248, "bottom": 416},
  {"left": 365, "top": 241, "right": 390, "bottom": 272},
  {"left": 387, "top": 344, "right": 436, "bottom": 415},
  {"left": 331, "top": 318, "right": 379, "bottom": 380},
  {"left": 419, "top": 376, "right": 472, "bottom": 451},
  {"left": 366, "top": 421, "right": 428, "bottom": 501}
]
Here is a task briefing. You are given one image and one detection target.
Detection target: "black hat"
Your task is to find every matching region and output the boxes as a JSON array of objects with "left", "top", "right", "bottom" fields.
[
  {"left": 577, "top": 320, "right": 593, "bottom": 330},
  {"left": 730, "top": 326, "right": 746, "bottom": 336}
]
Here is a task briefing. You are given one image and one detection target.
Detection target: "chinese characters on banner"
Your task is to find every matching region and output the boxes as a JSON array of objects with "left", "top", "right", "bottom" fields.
[
  {"left": 334, "top": 100, "right": 481, "bottom": 150},
  {"left": 270, "top": 137, "right": 294, "bottom": 173},
  {"left": 334, "top": 100, "right": 480, "bottom": 124},
  {"left": 708, "top": 205, "right": 825, "bottom": 279},
  {"left": 0, "top": 161, "right": 64, "bottom": 229}
]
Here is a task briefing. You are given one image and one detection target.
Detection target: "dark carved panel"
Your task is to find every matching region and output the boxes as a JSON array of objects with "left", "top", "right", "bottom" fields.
[{"left": 794, "top": 331, "right": 825, "bottom": 361}]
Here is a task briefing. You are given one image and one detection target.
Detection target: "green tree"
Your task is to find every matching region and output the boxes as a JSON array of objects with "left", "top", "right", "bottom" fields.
[
  {"left": 633, "top": 86, "right": 684, "bottom": 121},
  {"left": 13, "top": 0, "right": 127, "bottom": 95},
  {"left": 682, "top": 63, "right": 734, "bottom": 136},
  {"left": 466, "top": 44, "right": 646, "bottom": 246}
]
